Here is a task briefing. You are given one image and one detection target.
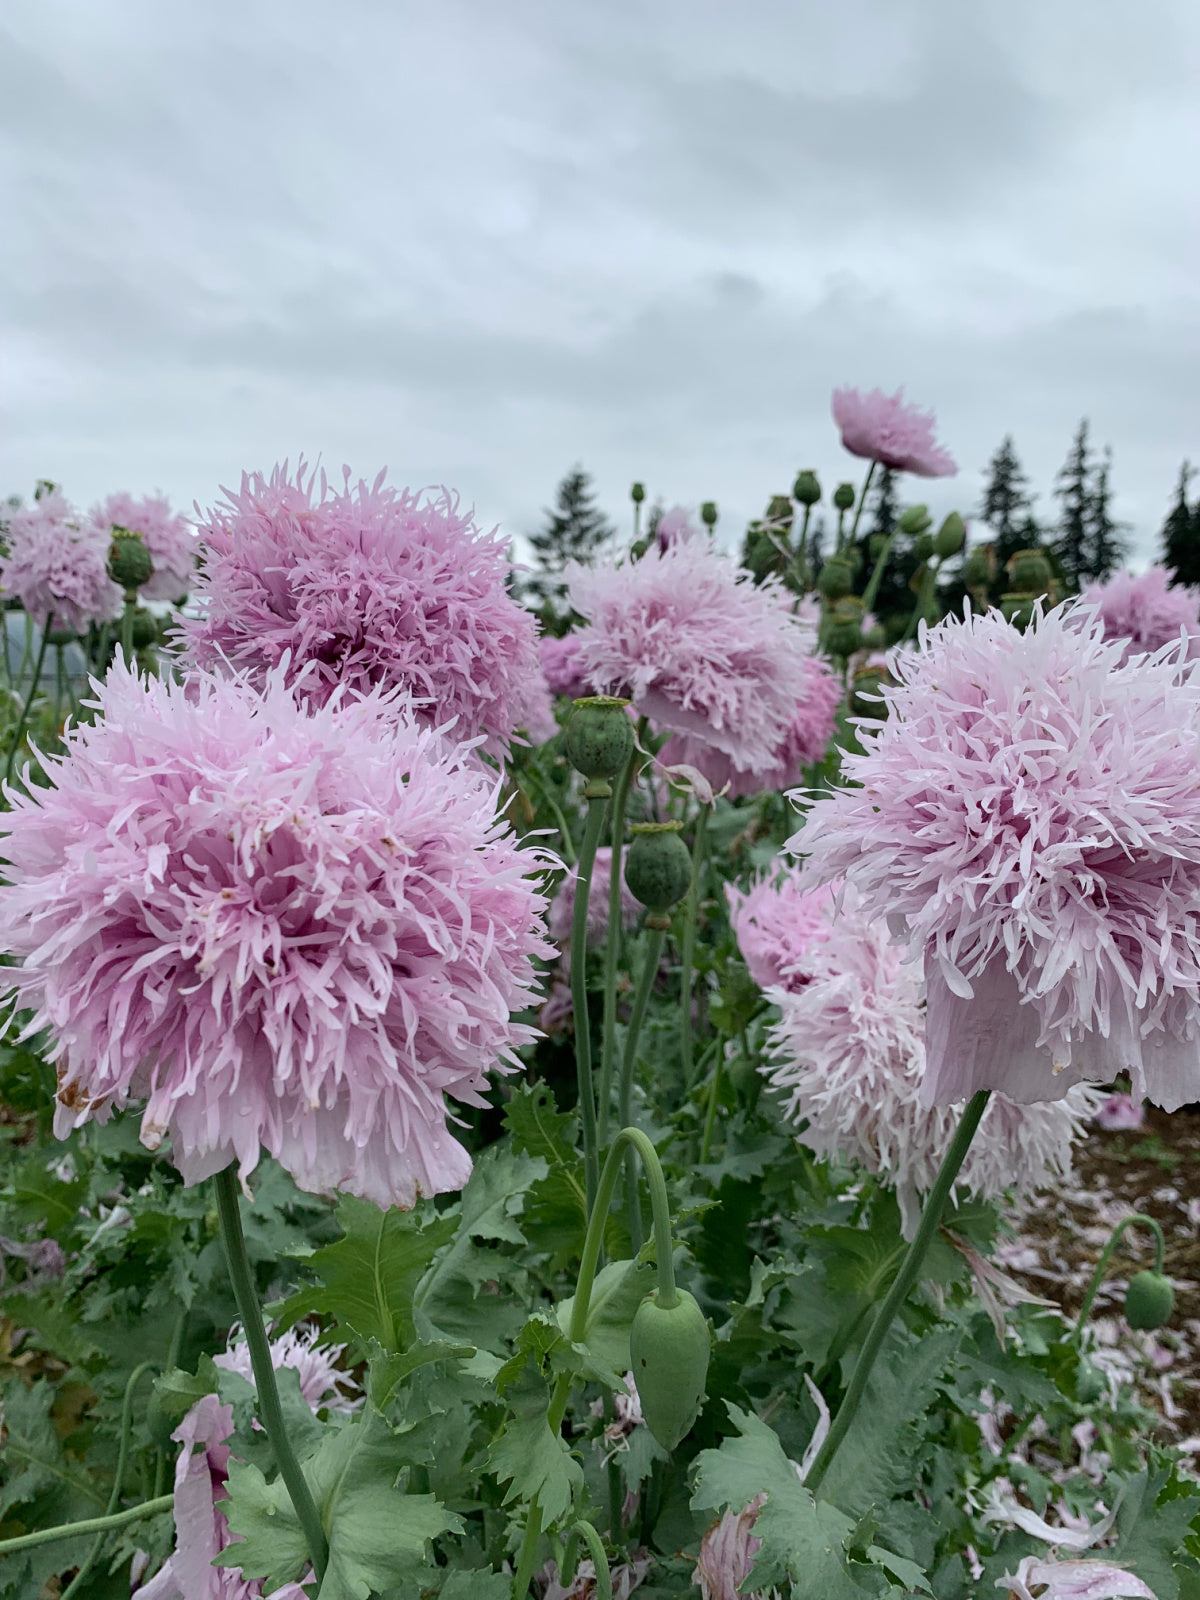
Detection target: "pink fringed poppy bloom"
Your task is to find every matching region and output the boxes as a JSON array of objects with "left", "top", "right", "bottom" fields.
[
  {"left": 0, "top": 661, "right": 554, "bottom": 1208},
  {"left": 567, "top": 532, "right": 816, "bottom": 773},
  {"left": 792, "top": 603, "right": 1200, "bottom": 1111},
  {"left": 764, "top": 897, "right": 1101, "bottom": 1236},
  {"left": 0, "top": 490, "right": 122, "bottom": 633},
  {"left": 660, "top": 654, "right": 841, "bottom": 796},
  {"left": 540, "top": 633, "right": 589, "bottom": 699},
  {"left": 90, "top": 491, "right": 198, "bottom": 602},
  {"left": 181, "top": 461, "right": 540, "bottom": 758},
  {"left": 513, "top": 664, "right": 560, "bottom": 746},
  {"left": 654, "top": 505, "right": 698, "bottom": 552},
  {"left": 1079, "top": 567, "right": 1200, "bottom": 664},
  {"left": 831, "top": 387, "right": 957, "bottom": 478},
  {"left": 548, "top": 846, "right": 642, "bottom": 952},
  {"left": 133, "top": 1392, "right": 311, "bottom": 1600},
  {"left": 1094, "top": 1093, "right": 1144, "bottom": 1132},
  {"left": 725, "top": 872, "right": 835, "bottom": 992},
  {"left": 214, "top": 1322, "right": 359, "bottom": 1415}
]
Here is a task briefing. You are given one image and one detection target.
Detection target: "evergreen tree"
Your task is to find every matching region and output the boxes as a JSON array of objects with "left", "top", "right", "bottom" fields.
[
  {"left": 1160, "top": 460, "right": 1198, "bottom": 585},
  {"left": 978, "top": 435, "right": 1036, "bottom": 582},
  {"left": 1052, "top": 419, "right": 1093, "bottom": 591},
  {"left": 1083, "top": 445, "right": 1128, "bottom": 582},
  {"left": 525, "top": 466, "right": 615, "bottom": 614}
]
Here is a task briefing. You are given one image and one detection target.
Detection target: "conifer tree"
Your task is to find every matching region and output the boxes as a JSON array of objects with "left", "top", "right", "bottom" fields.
[
  {"left": 1160, "top": 460, "right": 1199, "bottom": 586},
  {"left": 978, "top": 436, "right": 1035, "bottom": 582},
  {"left": 524, "top": 466, "right": 615, "bottom": 615},
  {"left": 1052, "top": 418, "right": 1093, "bottom": 592},
  {"left": 1083, "top": 444, "right": 1128, "bottom": 582}
]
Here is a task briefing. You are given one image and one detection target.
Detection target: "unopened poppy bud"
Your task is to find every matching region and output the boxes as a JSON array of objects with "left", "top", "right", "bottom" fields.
[
  {"left": 833, "top": 482, "right": 856, "bottom": 512},
  {"left": 792, "top": 470, "right": 821, "bottom": 506},
  {"left": 897, "top": 504, "right": 932, "bottom": 536},
  {"left": 868, "top": 532, "right": 888, "bottom": 560},
  {"left": 817, "top": 559, "right": 854, "bottom": 600},
  {"left": 862, "top": 623, "right": 887, "bottom": 650},
  {"left": 1007, "top": 548, "right": 1052, "bottom": 593},
  {"left": 850, "top": 663, "right": 890, "bottom": 720},
  {"left": 131, "top": 607, "right": 158, "bottom": 650},
  {"left": 1000, "top": 593, "right": 1038, "bottom": 630},
  {"left": 963, "top": 546, "right": 996, "bottom": 590},
  {"left": 700, "top": 501, "right": 718, "bottom": 528},
  {"left": 630, "top": 538, "right": 650, "bottom": 561},
  {"left": 630, "top": 1287, "right": 710, "bottom": 1451},
  {"left": 1124, "top": 1270, "right": 1174, "bottom": 1331},
  {"left": 912, "top": 532, "right": 935, "bottom": 563},
  {"left": 565, "top": 697, "right": 635, "bottom": 791},
  {"left": 108, "top": 528, "right": 154, "bottom": 592},
  {"left": 625, "top": 821, "right": 692, "bottom": 914},
  {"left": 933, "top": 512, "right": 966, "bottom": 558},
  {"left": 765, "top": 495, "right": 793, "bottom": 532},
  {"left": 631, "top": 482, "right": 645, "bottom": 504}
]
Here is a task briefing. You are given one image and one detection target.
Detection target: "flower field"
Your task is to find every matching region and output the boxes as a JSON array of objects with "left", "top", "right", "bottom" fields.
[{"left": 1, "top": 391, "right": 1199, "bottom": 1600}]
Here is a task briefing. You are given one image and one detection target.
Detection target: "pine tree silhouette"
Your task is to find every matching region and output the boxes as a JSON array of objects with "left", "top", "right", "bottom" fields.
[
  {"left": 1083, "top": 445, "right": 1128, "bottom": 583},
  {"left": 978, "top": 436, "right": 1036, "bottom": 586},
  {"left": 1160, "top": 460, "right": 1199, "bottom": 586},
  {"left": 1053, "top": 419, "right": 1093, "bottom": 592},
  {"left": 524, "top": 466, "right": 615, "bottom": 616}
]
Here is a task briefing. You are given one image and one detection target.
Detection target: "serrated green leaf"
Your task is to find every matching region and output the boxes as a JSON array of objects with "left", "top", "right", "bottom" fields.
[
  {"left": 0, "top": 1288, "right": 100, "bottom": 1367},
  {"left": 0, "top": 1378, "right": 105, "bottom": 1521},
  {"left": 690, "top": 1404, "right": 881, "bottom": 1600},
  {"left": 368, "top": 1338, "right": 476, "bottom": 1411},
  {"left": 487, "top": 1359, "right": 583, "bottom": 1527},
  {"left": 218, "top": 1406, "right": 461, "bottom": 1600},
  {"left": 1111, "top": 1468, "right": 1200, "bottom": 1600},
  {"left": 819, "top": 1327, "right": 959, "bottom": 1521},
  {"left": 276, "top": 1195, "right": 456, "bottom": 1354}
]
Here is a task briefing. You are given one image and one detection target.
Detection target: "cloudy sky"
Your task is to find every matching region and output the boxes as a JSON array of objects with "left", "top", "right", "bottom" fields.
[{"left": 3, "top": 0, "right": 1197, "bottom": 565}]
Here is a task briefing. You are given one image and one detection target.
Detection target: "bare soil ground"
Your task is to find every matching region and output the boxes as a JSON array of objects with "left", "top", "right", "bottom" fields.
[{"left": 1002, "top": 1103, "right": 1200, "bottom": 1464}]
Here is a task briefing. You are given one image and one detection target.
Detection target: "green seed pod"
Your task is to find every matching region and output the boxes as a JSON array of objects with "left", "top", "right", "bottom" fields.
[
  {"left": 700, "top": 501, "right": 718, "bottom": 528},
  {"left": 1007, "top": 548, "right": 1052, "bottom": 593},
  {"left": 850, "top": 663, "right": 891, "bottom": 721},
  {"left": 630, "top": 538, "right": 650, "bottom": 561},
  {"left": 792, "top": 470, "right": 821, "bottom": 506},
  {"left": 744, "top": 525, "right": 784, "bottom": 583},
  {"left": 565, "top": 697, "right": 635, "bottom": 786},
  {"left": 631, "top": 482, "right": 646, "bottom": 504},
  {"left": 817, "top": 559, "right": 854, "bottom": 600},
  {"left": 868, "top": 532, "right": 888, "bottom": 561},
  {"left": 131, "top": 607, "right": 158, "bottom": 650},
  {"left": 999, "top": 593, "right": 1038, "bottom": 631},
  {"left": 1124, "top": 1270, "right": 1175, "bottom": 1331},
  {"left": 912, "top": 532, "right": 935, "bottom": 563},
  {"left": 933, "top": 511, "right": 966, "bottom": 558},
  {"left": 962, "top": 545, "right": 996, "bottom": 591},
  {"left": 625, "top": 822, "right": 692, "bottom": 914},
  {"left": 833, "top": 481, "right": 856, "bottom": 512},
  {"left": 629, "top": 1288, "right": 710, "bottom": 1452},
  {"left": 108, "top": 529, "right": 154, "bottom": 591},
  {"left": 1075, "top": 1358, "right": 1106, "bottom": 1405},
  {"left": 827, "top": 619, "right": 863, "bottom": 656},
  {"left": 765, "top": 495, "right": 793, "bottom": 533},
  {"left": 897, "top": 504, "right": 932, "bottom": 536}
]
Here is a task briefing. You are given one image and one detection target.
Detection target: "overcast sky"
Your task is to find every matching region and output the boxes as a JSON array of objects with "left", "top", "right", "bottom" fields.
[{"left": 2, "top": 0, "right": 1197, "bottom": 567}]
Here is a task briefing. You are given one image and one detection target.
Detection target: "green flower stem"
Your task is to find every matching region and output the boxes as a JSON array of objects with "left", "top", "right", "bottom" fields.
[
  {"left": 572, "top": 1519, "right": 612, "bottom": 1600},
  {"left": 860, "top": 530, "right": 899, "bottom": 620},
  {"left": 618, "top": 922, "right": 666, "bottom": 1254},
  {"left": 1071, "top": 1211, "right": 1166, "bottom": 1346},
  {"left": 153, "top": 1306, "right": 187, "bottom": 1498},
  {"left": 213, "top": 1165, "right": 329, "bottom": 1586},
  {"left": 805, "top": 1089, "right": 991, "bottom": 1497},
  {"left": 121, "top": 592, "right": 137, "bottom": 666},
  {"left": 794, "top": 504, "right": 813, "bottom": 591},
  {"left": 572, "top": 792, "right": 610, "bottom": 1214},
  {"left": 0, "top": 1495, "right": 174, "bottom": 1558},
  {"left": 679, "top": 805, "right": 711, "bottom": 1089},
  {"left": 4, "top": 612, "right": 52, "bottom": 787},
  {"left": 901, "top": 557, "right": 941, "bottom": 643},
  {"left": 846, "top": 460, "right": 876, "bottom": 550},
  {"left": 511, "top": 1502, "right": 545, "bottom": 1600},
  {"left": 598, "top": 739, "right": 640, "bottom": 1144},
  {"left": 698, "top": 1041, "right": 727, "bottom": 1165},
  {"left": 61, "top": 1362, "right": 156, "bottom": 1599}
]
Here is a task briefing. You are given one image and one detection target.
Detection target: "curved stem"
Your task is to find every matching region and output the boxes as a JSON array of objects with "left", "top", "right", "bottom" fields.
[
  {"left": 599, "top": 744, "right": 638, "bottom": 1144},
  {"left": 572, "top": 1519, "right": 612, "bottom": 1600},
  {"left": 679, "top": 805, "right": 711, "bottom": 1089},
  {"left": 805, "top": 1089, "right": 991, "bottom": 1497},
  {"left": 1071, "top": 1211, "right": 1166, "bottom": 1346},
  {"left": 4, "top": 612, "right": 52, "bottom": 786},
  {"left": 571, "top": 795, "right": 609, "bottom": 1214},
  {"left": 61, "top": 1362, "right": 156, "bottom": 1599},
  {"left": 0, "top": 1495, "right": 174, "bottom": 1557},
  {"left": 213, "top": 1166, "right": 329, "bottom": 1585}
]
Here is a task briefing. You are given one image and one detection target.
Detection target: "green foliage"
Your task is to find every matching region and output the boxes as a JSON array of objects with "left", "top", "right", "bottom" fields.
[{"left": 487, "top": 1357, "right": 584, "bottom": 1527}]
